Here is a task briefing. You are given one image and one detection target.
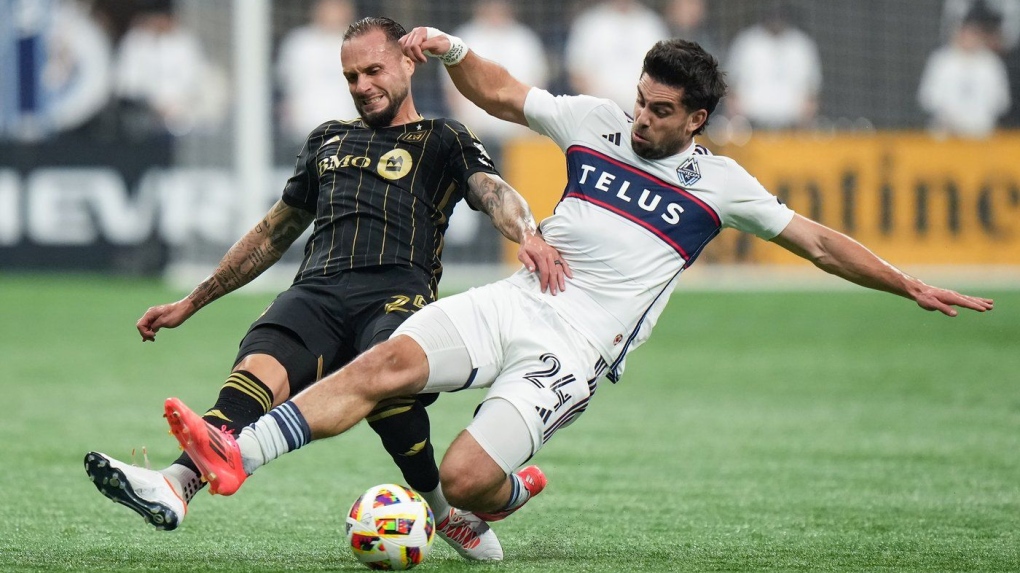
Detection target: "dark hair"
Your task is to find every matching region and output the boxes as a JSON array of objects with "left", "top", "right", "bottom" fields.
[
  {"left": 642, "top": 39, "right": 727, "bottom": 135},
  {"left": 343, "top": 16, "right": 407, "bottom": 43},
  {"left": 963, "top": 0, "right": 1003, "bottom": 31}
]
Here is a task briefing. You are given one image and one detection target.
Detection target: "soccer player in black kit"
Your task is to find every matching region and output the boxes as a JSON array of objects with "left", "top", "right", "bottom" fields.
[{"left": 83, "top": 17, "right": 568, "bottom": 561}]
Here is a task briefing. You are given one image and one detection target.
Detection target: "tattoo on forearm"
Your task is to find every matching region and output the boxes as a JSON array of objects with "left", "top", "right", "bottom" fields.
[
  {"left": 189, "top": 280, "right": 219, "bottom": 309},
  {"left": 470, "top": 174, "right": 537, "bottom": 243},
  {"left": 472, "top": 174, "right": 503, "bottom": 213},
  {"left": 269, "top": 216, "right": 309, "bottom": 255},
  {"left": 187, "top": 202, "right": 313, "bottom": 309}
]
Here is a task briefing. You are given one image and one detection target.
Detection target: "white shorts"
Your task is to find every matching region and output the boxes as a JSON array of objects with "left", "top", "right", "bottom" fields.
[{"left": 393, "top": 280, "right": 607, "bottom": 471}]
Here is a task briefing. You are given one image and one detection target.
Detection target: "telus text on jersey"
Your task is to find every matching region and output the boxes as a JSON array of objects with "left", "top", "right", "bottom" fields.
[{"left": 576, "top": 163, "right": 686, "bottom": 225}]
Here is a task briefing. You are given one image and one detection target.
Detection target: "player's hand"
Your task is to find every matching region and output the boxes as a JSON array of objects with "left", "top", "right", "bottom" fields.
[
  {"left": 136, "top": 299, "right": 197, "bottom": 341},
  {"left": 518, "top": 232, "right": 571, "bottom": 295},
  {"left": 399, "top": 27, "right": 450, "bottom": 64},
  {"left": 914, "top": 286, "right": 993, "bottom": 317}
]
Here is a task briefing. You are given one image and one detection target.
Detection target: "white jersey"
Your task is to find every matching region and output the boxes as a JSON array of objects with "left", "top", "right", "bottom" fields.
[{"left": 506, "top": 88, "right": 795, "bottom": 382}]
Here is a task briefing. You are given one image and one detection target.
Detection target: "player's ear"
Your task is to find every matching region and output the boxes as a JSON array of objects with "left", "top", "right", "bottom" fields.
[
  {"left": 402, "top": 54, "right": 416, "bottom": 76},
  {"left": 688, "top": 109, "right": 708, "bottom": 134}
]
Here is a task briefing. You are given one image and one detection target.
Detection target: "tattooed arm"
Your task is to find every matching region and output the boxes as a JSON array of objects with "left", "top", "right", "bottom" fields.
[
  {"left": 467, "top": 172, "right": 571, "bottom": 294},
  {"left": 136, "top": 200, "right": 315, "bottom": 341},
  {"left": 467, "top": 172, "right": 538, "bottom": 244},
  {"left": 187, "top": 200, "right": 313, "bottom": 309}
]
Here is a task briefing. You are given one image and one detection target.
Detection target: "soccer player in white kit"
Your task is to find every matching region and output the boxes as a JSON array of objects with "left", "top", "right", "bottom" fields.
[{"left": 162, "top": 29, "right": 995, "bottom": 546}]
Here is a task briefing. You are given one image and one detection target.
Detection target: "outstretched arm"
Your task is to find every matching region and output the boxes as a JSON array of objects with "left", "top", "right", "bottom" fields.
[
  {"left": 771, "top": 214, "right": 993, "bottom": 316},
  {"left": 136, "top": 200, "right": 315, "bottom": 340},
  {"left": 467, "top": 172, "right": 571, "bottom": 294},
  {"left": 399, "top": 27, "right": 531, "bottom": 126}
]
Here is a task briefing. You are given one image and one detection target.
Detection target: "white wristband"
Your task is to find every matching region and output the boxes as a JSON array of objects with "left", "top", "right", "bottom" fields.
[{"left": 424, "top": 27, "right": 468, "bottom": 66}]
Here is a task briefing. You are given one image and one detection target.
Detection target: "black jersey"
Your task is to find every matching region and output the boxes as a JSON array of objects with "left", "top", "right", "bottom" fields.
[{"left": 282, "top": 117, "right": 498, "bottom": 289}]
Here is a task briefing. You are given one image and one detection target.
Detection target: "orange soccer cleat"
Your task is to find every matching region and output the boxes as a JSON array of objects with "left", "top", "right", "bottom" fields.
[
  {"left": 476, "top": 465, "right": 547, "bottom": 522},
  {"left": 164, "top": 397, "right": 246, "bottom": 496}
]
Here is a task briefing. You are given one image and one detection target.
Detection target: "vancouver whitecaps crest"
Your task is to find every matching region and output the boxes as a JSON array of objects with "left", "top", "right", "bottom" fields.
[{"left": 676, "top": 156, "right": 701, "bottom": 187}]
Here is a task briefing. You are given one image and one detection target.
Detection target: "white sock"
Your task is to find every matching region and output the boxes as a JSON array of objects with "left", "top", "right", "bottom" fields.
[
  {"left": 235, "top": 401, "right": 313, "bottom": 475},
  {"left": 235, "top": 417, "right": 282, "bottom": 475},
  {"left": 419, "top": 485, "right": 453, "bottom": 520},
  {"left": 502, "top": 473, "right": 531, "bottom": 512},
  {"left": 160, "top": 463, "right": 203, "bottom": 502}
]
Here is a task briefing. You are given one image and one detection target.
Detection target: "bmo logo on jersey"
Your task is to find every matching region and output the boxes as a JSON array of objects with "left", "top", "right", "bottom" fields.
[
  {"left": 317, "top": 149, "right": 414, "bottom": 180},
  {"left": 564, "top": 146, "right": 720, "bottom": 261},
  {"left": 318, "top": 154, "right": 369, "bottom": 175}
]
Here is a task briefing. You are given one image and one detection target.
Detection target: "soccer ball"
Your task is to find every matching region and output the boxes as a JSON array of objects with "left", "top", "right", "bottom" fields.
[{"left": 346, "top": 483, "right": 435, "bottom": 570}]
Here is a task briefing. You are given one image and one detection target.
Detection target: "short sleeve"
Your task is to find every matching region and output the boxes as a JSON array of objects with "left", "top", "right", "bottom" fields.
[
  {"left": 281, "top": 129, "right": 320, "bottom": 213},
  {"left": 720, "top": 158, "right": 795, "bottom": 240},
  {"left": 523, "top": 88, "right": 609, "bottom": 150},
  {"left": 443, "top": 120, "right": 500, "bottom": 189}
]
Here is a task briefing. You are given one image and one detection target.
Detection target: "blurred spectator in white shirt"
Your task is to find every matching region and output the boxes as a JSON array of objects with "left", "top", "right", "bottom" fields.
[
  {"left": 664, "top": 0, "right": 722, "bottom": 60},
  {"left": 920, "top": 2, "right": 1011, "bottom": 138},
  {"left": 442, "top": 0, "right": 548, "bottom": 147},
  {"left": 276, "top": 0, "right": 358, "bottom": 144},
  {"left": 942, "top": 0, "right": 1020, "bottom": 52},
  {"left": 45, "top": 0, "right": 112, "bottom": 136},
  {"left": 114, "top": 1, "right": 226, "bottom": 137},
  {"left": 564, "top": 0, "right": 670, "bottom": 110},
  {"left": 726, "top": 2, "right": 822, "bottom": 130}
]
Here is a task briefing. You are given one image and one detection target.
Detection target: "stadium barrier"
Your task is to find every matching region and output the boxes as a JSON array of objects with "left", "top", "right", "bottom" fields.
[{"left": 3, "top": 132, "right": 1018, "bottom": 291}]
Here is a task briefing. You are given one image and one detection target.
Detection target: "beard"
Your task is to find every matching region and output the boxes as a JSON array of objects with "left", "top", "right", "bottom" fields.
[
  {"left": 357, "top": 86, "right": 409, "bottom": 128},
  {"left": 631, "top": 139, "right": 674, "bottom": 160},
  {"left": 631, "top": 130, "right": 686, "bottom": 160},
  {"left": 632, "top": 138, "right": 665, "bottom": 160}
]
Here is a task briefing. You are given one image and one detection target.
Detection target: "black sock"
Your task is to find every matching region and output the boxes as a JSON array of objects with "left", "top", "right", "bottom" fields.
[
  {"left": 367, "top": 397, "right": 440, "bottom": 492},
  {"left": 173, "top": 370, "right": 275, "bottom": 473}
]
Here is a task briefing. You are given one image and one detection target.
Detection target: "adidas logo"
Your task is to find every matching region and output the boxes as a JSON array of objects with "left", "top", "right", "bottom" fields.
[
  {"left": 535, "top": 405, "right": 553, "bottom": 423},
  {"left": 601, "top": 132, "right": 621, "bottom": 146}
]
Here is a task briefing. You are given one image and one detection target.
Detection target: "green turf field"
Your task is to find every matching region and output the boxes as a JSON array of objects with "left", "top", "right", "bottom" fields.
[{"left": 1, "top": 274, "right": 1017, "bottom": 572}]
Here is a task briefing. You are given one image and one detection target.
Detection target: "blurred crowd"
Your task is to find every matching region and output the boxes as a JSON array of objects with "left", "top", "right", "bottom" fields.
[
  {"left": 2, "top": 0, "right": 1020, "bottom": 147},
  {"left": 0, "top": 0, "right": 226, "bottom": 142}
]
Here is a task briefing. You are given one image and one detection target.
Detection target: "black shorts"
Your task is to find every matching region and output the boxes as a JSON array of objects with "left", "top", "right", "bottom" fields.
[{"left": 235, "top": 265, "right": 436, "bottom": 394}]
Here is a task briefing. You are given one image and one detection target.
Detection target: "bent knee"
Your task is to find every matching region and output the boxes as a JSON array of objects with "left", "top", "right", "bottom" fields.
[
  {"left": 439, "top": 466, "right": 491, "bottom": 508},
  {"left": 439, "top": 452, "right": 504, "bottom": 508}
]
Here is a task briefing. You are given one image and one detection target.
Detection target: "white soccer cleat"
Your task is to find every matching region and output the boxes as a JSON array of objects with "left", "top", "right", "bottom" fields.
[
  {"left": 84, "top": 451, "right": 187, "bottom": 531},
  {"left": 436, "top": 508, "right": 503, "bottom": 561}
]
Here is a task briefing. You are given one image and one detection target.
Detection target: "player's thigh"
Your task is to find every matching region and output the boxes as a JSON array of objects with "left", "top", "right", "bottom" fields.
[
  {"left": 482, "top": 297, "right": 605, "bottom": 461},
  {"left": 355, "top": 273, "right": 439, "bottom": 406},
  {"left": 402, "top": 281, "right": 606, "bottom": 461},
  {"left": 350, "top": 265, "right": 437, "bottom": 352},
  {"left": 390, "top": 302, "right": 480, "bottom": 393},
  {"left": 244, "top": 285, "right": 353, "bottom": 391},
  {"left": 393, "top": 280, "right": 540, "bottom": 394}
]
